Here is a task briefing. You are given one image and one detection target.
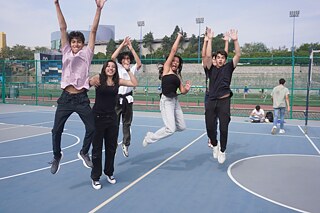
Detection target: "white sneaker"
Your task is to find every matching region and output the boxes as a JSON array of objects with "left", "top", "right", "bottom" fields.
[
  {"left": 92, "top": 180, "right": 102, "bottom": 190},
  {"left": 271, "top": 126, "right": 277, "bottom": 135},
  {"left": 142, "top": 138, "right": 148, "bottom": 147},
  {"left": 208, "top": 140, "right": 213, "bottom": 149},
  {"left": 218, "top": 151, "right": 226, "bottom": 164},
  {"left": 121, "top": 144, "right": 129, "bottom": 157},
  {"left": 279, "top": 129, "right": 285, "bottom": 134},
  {"left": 106, "top": 175, "right": 116, "bottom": 184},
  {"left": 212, "top": 144, "right": 219, "bottom": 159}
]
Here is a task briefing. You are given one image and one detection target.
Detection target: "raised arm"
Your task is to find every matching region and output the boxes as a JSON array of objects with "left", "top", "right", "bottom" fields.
[
  {"left": 203, "top": 27, "right": 214, "bottom": 69},
  {"left": 223, "top": 31, "right": 230, "bottom": 54},
  {"left": 163, "top": 32, "right": 183, "bottom": 75},
  {"left": 88, "top": 0, "right": 106, "bottom": 51},
  {"left": 127, "top": 38, "right": 142, "bottom": 70},
  {"left": 54, "top": 0, "right": 68, "bottom": 48},
  {"left": 229, "top": 29, "right": 241, "bottom": 67},
  {"left": 111, "top": 37, "right": 128, "bottom": 61},
  {"left": 202, "top": 33, "right": 209, "bottom": 68},
  {"left": 119, "top": 70, "right": 138, "bottom": 87}
]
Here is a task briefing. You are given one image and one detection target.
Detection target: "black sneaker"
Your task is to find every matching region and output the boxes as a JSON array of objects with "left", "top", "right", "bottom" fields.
[
  {"left": 77, "top": 151, "right": 93, "bottom": 168},
  {"left": 49, "top": 153, "right": 63, "bottom": 174}
]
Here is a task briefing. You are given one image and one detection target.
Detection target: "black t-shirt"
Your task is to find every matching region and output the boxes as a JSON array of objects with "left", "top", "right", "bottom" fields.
[
  {"left": 206, "top": 61, "right": 235, "bottom": 100},
  {"left": 92, "top": 84, "right": 119, "bottom": 114},
  {"left": 161, "top": 74, "right": 180, "bottom": 98}
]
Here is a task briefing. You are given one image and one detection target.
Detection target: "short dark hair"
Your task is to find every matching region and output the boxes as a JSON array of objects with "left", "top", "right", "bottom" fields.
[
  {"left": 255, "top": 105, "right": 261, "bottom": 111},
  {"left": 68, "top": 31, "right": 85, "bottom": 44},
  {"left": 216, "top": 50, "right": 228, "bottom": 59},
  {"left": 279, "top": 78, "right": 286, "bottom": 84},
  {"left": 117, "top": 52, "right": 134, "bottom": 64}
]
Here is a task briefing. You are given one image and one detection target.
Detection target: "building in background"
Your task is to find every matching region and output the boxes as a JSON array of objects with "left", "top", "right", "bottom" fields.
[
  {"left": 50, "top": 25, "right": 115, "bottom": 54},
  {"left": 0, "top": 32, "right": 7, "bottom": 51}
]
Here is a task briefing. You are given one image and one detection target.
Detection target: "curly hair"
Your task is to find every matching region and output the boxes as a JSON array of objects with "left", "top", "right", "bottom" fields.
[{"left": 68, "top": 31, "right": 85, "bottom": 44}]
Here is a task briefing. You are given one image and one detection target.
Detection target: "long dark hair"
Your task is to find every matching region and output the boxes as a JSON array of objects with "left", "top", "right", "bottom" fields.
[
  {"left": 99, "top": 60, "right": 119, "bottom": 87},
  {"left": 159, "top": 55, "right": 183, "bottom": 80}
]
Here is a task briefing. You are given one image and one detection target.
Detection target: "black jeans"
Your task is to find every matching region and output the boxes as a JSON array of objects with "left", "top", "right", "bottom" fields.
[
  {"left": 52, "top": 90, "right": 95, "bottom": 159},
  {"left": 91, "top": 112, "right": 119, "bottom": 181},
  {"left": 115, "top": 102, "right": 133, "bottom": 147},
  {"left": 205, "top": 97, "right": 231, "bottom": 152}
]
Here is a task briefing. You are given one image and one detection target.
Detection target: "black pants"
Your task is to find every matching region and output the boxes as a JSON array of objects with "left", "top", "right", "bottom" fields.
[
  {"left": 91, "top": 112, "right": 118, "bottom": 181},
  {"left": 205, "top": 97, "right": 231, "bottom": 152},
  {"left": 115, "top": 102, "right": 133, "bottom": 147},
  {"left": 52, "top": 90, "right": 95, "bottom": 159}
]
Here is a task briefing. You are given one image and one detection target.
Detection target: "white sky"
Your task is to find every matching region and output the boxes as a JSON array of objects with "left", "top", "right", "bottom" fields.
[{"left": 1, "top": 0, "right": 319, "bottom": 49}]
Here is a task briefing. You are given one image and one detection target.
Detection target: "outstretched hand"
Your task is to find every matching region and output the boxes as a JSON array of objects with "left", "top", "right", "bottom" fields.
[
  {"left": 229, "top": 29, "right": 238, "bottom": 41},
  {"left": 96, "top": 0, "right": 107, "bottom": 9},
  {"left": 222, "top": 31, "right": 230, "bottom": 41},
  {"left": 206, "top": 27, "right": 214, "bottom": 39}
]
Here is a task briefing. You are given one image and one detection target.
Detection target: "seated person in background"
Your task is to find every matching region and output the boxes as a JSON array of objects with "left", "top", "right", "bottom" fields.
[{"left": 249, "top": 105, "right": 265, "bottom": 123}]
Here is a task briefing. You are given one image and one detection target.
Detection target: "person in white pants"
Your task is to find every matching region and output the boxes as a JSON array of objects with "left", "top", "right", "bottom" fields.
[{"left": 143, "top": 30, "right": 191, "bottom": 146}]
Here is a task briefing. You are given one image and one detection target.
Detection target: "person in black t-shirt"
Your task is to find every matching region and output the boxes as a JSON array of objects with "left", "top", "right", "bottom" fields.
[
  {"left": 202, "top": 30, "right": 229, "bottom": 149},
  {"left": 89, "top": 60, "right": 137, "bottom": 190},
  {"left": 202, "top": 28, "right": 241, "bottom": 164}
]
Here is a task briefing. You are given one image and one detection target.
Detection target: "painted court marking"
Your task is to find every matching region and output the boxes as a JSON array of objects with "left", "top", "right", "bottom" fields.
[{"left": 89, "top": 132, "right": 207, "bottom": 213}]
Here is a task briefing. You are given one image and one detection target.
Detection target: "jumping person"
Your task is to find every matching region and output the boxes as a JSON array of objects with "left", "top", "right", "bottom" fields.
[
  {"left": 202, "top": 31, "right": 229, "bottom": 149},
  {"left": 203, "top": 28, "right": 241, "bottom": 164},
  {"left": 271, "top": 78, "right": 290, "bottom": 134},
  {"left": 89, "top": 60, "right": 138, "bottom": 190},
  {"left": 142, "top": 31, "right": 191, "bottom": 146},
  {"left": 111, "top": 37, "right": 142, "bottom": 157},
  {"left": 49, "top": 0, "right": 106, "bottom": 174}
]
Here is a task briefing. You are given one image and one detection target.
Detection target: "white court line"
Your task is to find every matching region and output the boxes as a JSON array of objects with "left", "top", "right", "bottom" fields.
[
  {"left": 0, "top": 158, "right": 80, "bottom": 181},
  {"left": 227, "top": 154, "right": 316, "bottom": 213},
  {"left": 298, "top": 125, "right": 320, "bottom": 155},
  {"left": 0, "top": 132, "right": 51, "bottom": 144},
  {"left": 0, "top": 133, "right": 80, "bottom": 159},
  {"left": 89, "top": 132, "right": 207, "bottom": 213}
]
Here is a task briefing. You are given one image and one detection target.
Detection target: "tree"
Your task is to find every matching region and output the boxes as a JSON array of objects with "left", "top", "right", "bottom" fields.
[
  {"left": 105, "top": 39, "right": 117, "bottom": 59},
  {"left": 94, "top": 52, "right": 106, "bottom": 59},
  {"left": 241, "top": 42, "right": 269, "bottom": 55},
  {"left": 143, "top": 31, "right": 154, "bottom": 55}
]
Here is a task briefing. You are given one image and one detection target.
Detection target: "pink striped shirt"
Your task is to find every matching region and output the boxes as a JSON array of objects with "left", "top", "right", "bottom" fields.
[{"left": 60, "top": 44, "right": 93, "bottom": 90}]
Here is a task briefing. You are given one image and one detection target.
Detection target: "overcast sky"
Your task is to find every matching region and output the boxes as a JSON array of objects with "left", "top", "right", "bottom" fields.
[{"left": 1, "top": 0, "right": 319, "bottom": 49}]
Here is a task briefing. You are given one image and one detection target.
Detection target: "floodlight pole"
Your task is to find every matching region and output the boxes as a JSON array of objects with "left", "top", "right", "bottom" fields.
[
  {"left": 137, "top": 21, "right": 145, "bottom": 59},
  {"left": 289, "top": 10, "right": 299, "bottom": 118},
  {"left": 196, "top": 17, "right": 204, "bottom": 63}
]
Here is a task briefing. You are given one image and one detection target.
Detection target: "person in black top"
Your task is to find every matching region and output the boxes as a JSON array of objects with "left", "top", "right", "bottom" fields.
[
  {"left": 202, "top": 31, "right": 229, "bottom": 149},
  {"left": 142, "top": 31, "right": 191, "bottom": 147},
  {"left": 203, "top": 28, "right": 241, "bottom": 164},
  {"left": 89, "top": 60, "right": 137, "bottom": 190}
]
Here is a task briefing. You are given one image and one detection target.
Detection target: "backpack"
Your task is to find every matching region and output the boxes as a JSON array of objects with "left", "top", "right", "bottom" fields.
[{"left": 266, "top": 111, "right": 274, "bottom": 122}]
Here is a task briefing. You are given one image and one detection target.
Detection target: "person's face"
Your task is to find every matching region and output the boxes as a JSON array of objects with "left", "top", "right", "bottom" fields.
[
  {"left": 171, "top": 57, "right": 180, "bottom": 72},
  {"left": 121, "top": 55, "right": 131, "bottom": 70},
  {"left": 215, "top": 54, "right": 226, "bottom": 68},
  {"left": 70, "top": 38, "right": 84, "bottom": 54},
  {"left": 105, "top": 61, "right": 116, "bottom": 77}
]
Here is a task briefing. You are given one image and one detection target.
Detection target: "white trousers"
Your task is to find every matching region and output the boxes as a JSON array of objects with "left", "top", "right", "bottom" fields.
[{"left": 145, "top": 95, "right": 186, "bottom": 143}]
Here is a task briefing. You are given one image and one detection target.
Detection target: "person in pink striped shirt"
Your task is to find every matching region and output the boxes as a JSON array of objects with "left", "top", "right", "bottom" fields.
[{"left": 49, "top": 0, "right": 107, "bottom": 175}]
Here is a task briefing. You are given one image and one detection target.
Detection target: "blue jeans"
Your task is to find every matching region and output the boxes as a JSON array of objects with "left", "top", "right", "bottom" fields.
[{"left": 273, "top": 107, "right": 285, "bottom": 129}]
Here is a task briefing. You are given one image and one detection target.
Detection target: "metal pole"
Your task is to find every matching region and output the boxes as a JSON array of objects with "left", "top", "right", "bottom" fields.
[
  {"left": 305, "top": 49, "right": 313, "bottom": 134},
  {"left": 196, "top": 17, "right": 204, "bottom": 64},
  {"left": 137, "top": 21, "right": 145, "bottom": 59},
  {"left": 289, "top": 10, "right": 299, "bottom": 118}
]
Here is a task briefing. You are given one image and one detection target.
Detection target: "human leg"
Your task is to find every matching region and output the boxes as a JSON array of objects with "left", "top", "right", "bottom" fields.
[
  {"left": 272, "top": 108, "right": 279, "bottom": 134},
  {"left": 279, "top": 107, "right": 285, "bottom": 130},
  {"left": 216, "top": 98, "right": 231, "bottom": 153},
  {"left": 91, "top": 115, "right": 105, "bottom": 182},
  {"left": 121, "top": 103, "right": 133, "bottom": 147},
  {"left": 143, "top": 95, "right": 176, "bottom": 145}
]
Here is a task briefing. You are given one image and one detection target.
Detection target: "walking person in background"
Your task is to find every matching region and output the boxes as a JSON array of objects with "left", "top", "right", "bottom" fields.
[
  {"left": 89, "top": 60, "right": 138, "bottom": 190},
  {"left": 203, "top": 27, "right": 241, "bottom": 164},
  {"left": 49, "top": 0, "right": 106, "bottom": 174},
  {"left": 271, "top": 78, "right": 290, "bottom": 134},
  {"left": 111, "top": 37, "right": 142, "bottom": 157},
  {"left": 142, "top": 30, "right": 191, "bottom": 147},
  {"left": 202, "top": 30, "right": 229, "bottom": 149}
]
